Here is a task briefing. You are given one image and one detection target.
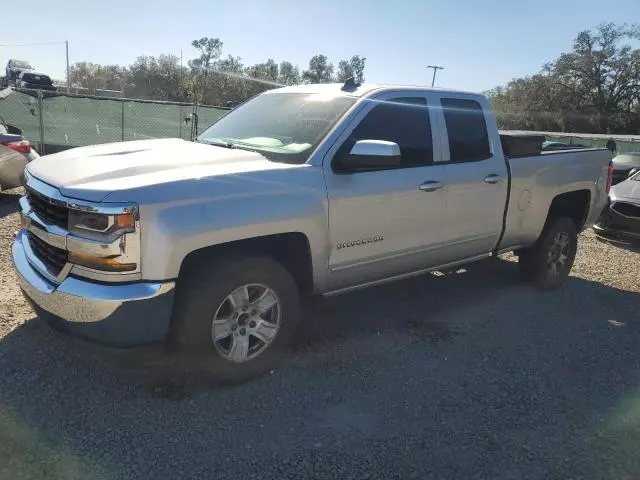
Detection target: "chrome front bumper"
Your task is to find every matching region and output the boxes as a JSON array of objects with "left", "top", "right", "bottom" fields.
[{"left": 12, "top": 230, "right": 175, "bottom": 347}]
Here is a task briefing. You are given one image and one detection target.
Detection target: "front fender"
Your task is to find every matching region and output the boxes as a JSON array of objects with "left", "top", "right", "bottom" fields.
[{"left": 137, "top": 173, "right": 329, "bottom": 291}]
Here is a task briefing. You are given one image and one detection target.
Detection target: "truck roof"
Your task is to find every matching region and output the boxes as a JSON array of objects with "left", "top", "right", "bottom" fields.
[{"left": 266, "top": 83, "right": 477, "bottom": 98}]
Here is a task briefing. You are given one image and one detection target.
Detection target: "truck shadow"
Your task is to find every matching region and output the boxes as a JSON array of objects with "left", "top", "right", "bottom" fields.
[
  {"left": 1, "top": 258, "right": 639, "bottom": 478},
  {"left": 0, "top": 190, "right": 21, "bottom": 218},
  {"left": 295, "top": 259, "right": 516, "bottom": 350}
]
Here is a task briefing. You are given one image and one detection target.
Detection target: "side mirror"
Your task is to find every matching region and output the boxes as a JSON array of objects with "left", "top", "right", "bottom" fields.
[
  {"left": 341, "top": 140, "right": 401, "bottom": 171},
  {"left": 628, "top": 168, "right": 638, "bottom": 178}
]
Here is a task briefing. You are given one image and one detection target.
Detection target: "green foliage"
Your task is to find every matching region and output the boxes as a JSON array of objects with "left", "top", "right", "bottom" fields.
[
  {"left": 66, "top": 43, "right": 366, "bottom": 107},
  {"left": 337, "top": 55, "right": 366, "bottom": 83},
  {"left": 278, "top": 61, "right": 300, "bottom": 86},
  {"left": 490, "top": 23, "right": 640, "bottom": 134},
  {"left": 302, "top": 55, "right": 335, "bottom": 84}
]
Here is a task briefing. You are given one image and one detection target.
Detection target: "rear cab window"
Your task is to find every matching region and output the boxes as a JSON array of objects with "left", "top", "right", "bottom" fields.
[{"left": 441, "top": 98, "right": 491, "bottom": 162}]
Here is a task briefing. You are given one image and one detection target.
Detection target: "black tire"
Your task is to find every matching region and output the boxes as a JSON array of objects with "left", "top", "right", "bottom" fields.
[
  {"left": 170, "top": 254, "right": 300, "bottom": 383},
  {"left": 517, "top": 217, "right": 578, "bottom": 290}
]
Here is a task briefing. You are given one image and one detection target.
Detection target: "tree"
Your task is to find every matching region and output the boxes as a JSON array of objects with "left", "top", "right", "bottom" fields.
[
  {"left": 245, "top": 58, "right": 279, "bottom": 83},
  {"left": 302, "top": 55, "right": 334, "bottom": 83},
  {"left": 336, "top": 60, "right": 352, "bottom": 83},
  {"left": 68, "top": 38, "right": 369, "bottom": 107},
  {"left": 278, "top": 61, "right": 300, "bottom": 86},
  {"left": 188, "top": 37, "right": 224, "bottom": 103},
  {"left": 190, "top": 37, "right": 224, "bottom": 75},
  {"left": 127, "top": 55, "right": 183, "bottom": 101},
  {"left": 336, "top": 55, "right": 366, "bottom": 83},
  {"left": 489, "top": 23, "right": 640, "bottom": 134},
  {"left": 209, "top": 55, "right": 247, "bottom": 104},
  {"left": 549, "top": 23, "right": 640, "bottom": 132},
  {"left": 69, "top": 62, "right": 128, "bottom": 93}
]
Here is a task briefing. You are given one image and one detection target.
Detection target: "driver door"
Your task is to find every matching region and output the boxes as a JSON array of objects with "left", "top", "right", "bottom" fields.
[{"left": 323, "top": 92, "right": 448, "bottom": 292}]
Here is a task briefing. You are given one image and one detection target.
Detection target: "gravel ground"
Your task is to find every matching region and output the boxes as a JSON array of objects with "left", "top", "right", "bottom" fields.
[{"left": 1, "top": 189, "right": 639, "bottom": 480}]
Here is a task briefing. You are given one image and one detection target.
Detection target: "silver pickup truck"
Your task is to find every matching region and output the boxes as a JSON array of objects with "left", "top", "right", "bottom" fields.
[{"left": 12, "top": 82, "right": 612, "bottom": 382}]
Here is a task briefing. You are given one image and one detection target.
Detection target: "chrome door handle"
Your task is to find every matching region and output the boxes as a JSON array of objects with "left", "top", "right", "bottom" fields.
[
  {"left": 418, "top": 181, "right": 444, "bottom": 192},
  {"left": 484, "top": 174, "right": 504, "bottom": 184}
]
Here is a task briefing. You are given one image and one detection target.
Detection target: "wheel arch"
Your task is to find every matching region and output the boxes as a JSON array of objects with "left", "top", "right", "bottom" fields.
[
  {"left": 177, "top": 232, "right": 315, "bottom": 297},
  {"left": 545, "top": 189, "right": 591, "bottom": 232}
]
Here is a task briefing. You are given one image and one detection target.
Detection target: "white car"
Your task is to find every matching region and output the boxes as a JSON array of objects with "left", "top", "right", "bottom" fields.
[{"left": 0, "top": 122, "right": 39, "bottom": 191}]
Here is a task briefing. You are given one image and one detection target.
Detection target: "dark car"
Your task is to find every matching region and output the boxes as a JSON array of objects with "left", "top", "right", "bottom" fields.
[
  {"left": 5, "top": 59, "right": 34, "bottom": 86},
  {"left": 594, "top": 170, "right": 640, "bottom": 241},
  {"left": 16, "top": 71, "right": 56, "bottom": 91},
  {"left": 610, "top": 152, "right": 640, "bottom": 186}
]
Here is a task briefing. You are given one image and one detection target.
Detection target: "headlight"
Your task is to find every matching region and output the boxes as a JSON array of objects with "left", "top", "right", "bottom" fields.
[
  {"left": 67, "top": 207, "right": 139, "bottom": 274},
  {"left": 68, "top": 210, "right": 136, "bottom": 237}
]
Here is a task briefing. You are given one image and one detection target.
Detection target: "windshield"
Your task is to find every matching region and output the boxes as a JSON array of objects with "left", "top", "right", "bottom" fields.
[
  {"left": 197, "top": 92, "right": 356, "bottom": 164},
  {"left": 11, "top": 60, "right": 31, "bottom": 69}
]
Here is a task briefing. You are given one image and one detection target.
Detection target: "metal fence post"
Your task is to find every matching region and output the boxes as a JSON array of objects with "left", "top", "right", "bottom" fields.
[
  {"left": 121, "top": 102, "right": 125, "bottom": 141},
  {"left": 37, "top": 90, "right": 45, "bottom": 155}
]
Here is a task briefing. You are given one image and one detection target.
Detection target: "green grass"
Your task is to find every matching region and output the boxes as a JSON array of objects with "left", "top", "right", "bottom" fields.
[{"left": 0, "top": 91, "right": 226, "bottom": 148}]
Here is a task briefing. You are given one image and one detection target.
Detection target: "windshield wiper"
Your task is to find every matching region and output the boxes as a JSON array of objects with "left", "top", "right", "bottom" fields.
[{"left": 197, "top": 138, "right": 235, "bottom": 149}]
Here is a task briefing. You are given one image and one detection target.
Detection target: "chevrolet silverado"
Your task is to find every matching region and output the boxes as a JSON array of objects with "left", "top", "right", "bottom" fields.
[{"left": 12, "top": 82, "right": 612, "bottom": 382}]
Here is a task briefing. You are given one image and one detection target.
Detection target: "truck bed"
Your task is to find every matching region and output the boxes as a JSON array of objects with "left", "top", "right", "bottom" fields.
[{"left": 497, "top": 148, "right": 611, "bottom": 252}]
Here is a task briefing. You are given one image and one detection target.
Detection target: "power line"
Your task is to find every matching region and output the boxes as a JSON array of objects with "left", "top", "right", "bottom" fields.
[{"left": 0, "top": 41, "right": 67, "bottom": 47}]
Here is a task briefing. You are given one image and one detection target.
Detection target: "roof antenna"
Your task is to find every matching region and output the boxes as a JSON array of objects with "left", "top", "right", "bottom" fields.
[{"left": 341, "top": 77, "right": 360, "bottom": 91}]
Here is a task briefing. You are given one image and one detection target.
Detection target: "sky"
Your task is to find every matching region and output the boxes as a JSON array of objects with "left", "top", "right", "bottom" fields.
[{"left": 1, "top": 0, "right": 638, "bottom": 92}]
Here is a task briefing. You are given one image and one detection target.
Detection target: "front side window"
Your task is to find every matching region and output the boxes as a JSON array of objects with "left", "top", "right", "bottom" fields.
[
  {"left": 337, "top": 97, "right": 433, "bottom": 169},
  {"left": 441, "top": 98, "right": 491, "bottom": 162},
  {"left": 198, "top": 92, "right": 356, "bottom": 164}
]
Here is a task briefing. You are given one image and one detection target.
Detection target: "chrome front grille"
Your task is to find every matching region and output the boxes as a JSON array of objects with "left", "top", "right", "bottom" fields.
[
  {"left": 26, "top": 231, "right": 68, "bottom": 276},
  {"left": 25, "top": 186, "right": 69, "bottom": 229},
  {"left": 612, "top": 202, "right": 640, "bottom": 218}
]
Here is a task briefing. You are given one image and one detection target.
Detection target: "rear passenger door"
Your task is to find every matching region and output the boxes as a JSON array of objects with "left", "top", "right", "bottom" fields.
[{"left": 435, "top": 96, "right": 509, "bottom": 261}]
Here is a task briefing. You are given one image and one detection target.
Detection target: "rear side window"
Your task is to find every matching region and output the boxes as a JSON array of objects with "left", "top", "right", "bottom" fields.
[
  {"left": 344, "top": 97, "right": 433, "bottom": 167},
  {"left": 441, "top": 98, "right": 491, "bottom": 162}
]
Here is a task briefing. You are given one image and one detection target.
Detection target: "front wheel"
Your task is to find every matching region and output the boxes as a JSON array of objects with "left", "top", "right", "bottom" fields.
[
  {"left": 518, "top": 217, "right": 578, "bottom": 290},
  {"left": 171, "top": 255, "right": 300, "bottom": 383}
]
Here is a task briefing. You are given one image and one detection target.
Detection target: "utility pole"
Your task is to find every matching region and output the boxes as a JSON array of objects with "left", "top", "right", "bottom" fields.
[
  {"left": 65, "top": 40, "right": 70, "bottom": 93},
  {"left": 180, "top": 49, "right": 184, "bottom": 95},
  {"left": 426, "top": 65, "right": 444, "bottom": 87}
]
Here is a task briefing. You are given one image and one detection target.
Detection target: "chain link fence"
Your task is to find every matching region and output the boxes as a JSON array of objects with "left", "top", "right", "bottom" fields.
[
  {"left": 1, "top": 88, "right": 638, "bottom": 156},
  {"left": 0, "top": 88, "right": 229, "bottom": 154}
]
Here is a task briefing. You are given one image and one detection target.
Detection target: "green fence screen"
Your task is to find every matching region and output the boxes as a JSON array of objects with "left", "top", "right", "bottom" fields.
[{"left": 0, "top": 89, "right": 228, "bottom": 153}]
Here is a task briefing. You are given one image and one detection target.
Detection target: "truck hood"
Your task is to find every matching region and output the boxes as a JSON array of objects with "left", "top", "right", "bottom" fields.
[{"left": 26, "top": 138, "right": 297, "bottom": 202}]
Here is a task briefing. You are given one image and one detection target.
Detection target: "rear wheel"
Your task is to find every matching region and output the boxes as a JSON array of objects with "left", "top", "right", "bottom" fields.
[
  {"left": 171, "top": 255, "right": 300, "bottom": 383},
  {"left": 518, "top": 217, "right": 578, "bottom": 290}
]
